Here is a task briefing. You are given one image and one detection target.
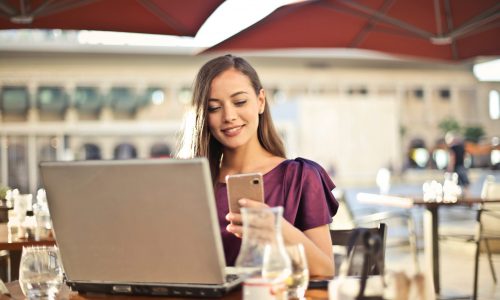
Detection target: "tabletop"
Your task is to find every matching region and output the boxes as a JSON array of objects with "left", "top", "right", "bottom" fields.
[
  {"left": 1, "top": 281, "right": 330, "bottom": 300},
  {"left": 0, "top": 223, "right": 56, "bottom": 251},
  {"left": 356, "top": 192, "right": 500, "bottom": 209}
]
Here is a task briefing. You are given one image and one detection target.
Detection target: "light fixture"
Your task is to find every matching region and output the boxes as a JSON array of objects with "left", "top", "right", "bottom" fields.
[{"left": 473, "top": 59, "right": 500, "bottom": 82}]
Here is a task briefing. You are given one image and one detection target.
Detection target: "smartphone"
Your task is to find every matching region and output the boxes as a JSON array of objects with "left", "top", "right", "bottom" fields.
[{"left": 226, "top": 172, "right": 264, "bottom": 214}]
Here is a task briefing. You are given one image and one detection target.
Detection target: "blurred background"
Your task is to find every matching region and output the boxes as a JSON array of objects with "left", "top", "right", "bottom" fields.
[{"left": 0, "top": 0, "right": 498, "bottom": 195}]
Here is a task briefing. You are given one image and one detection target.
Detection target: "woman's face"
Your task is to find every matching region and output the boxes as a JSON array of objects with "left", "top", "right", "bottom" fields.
[{"left": 207, "top": 68, "right": 265, "bottom": 151}]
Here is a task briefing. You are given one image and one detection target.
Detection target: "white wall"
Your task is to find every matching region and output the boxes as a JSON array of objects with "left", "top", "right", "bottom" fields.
[{"left": 298, "top": 96, "right": 400, "bottom": 186}]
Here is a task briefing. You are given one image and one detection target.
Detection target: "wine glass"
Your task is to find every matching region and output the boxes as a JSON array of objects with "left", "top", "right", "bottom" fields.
[
  {"left": 285, "top": 244, "right": 309, "bottom": 299},
  {"left": 19, "top": 246, "right": 63, "bottom": 300}
]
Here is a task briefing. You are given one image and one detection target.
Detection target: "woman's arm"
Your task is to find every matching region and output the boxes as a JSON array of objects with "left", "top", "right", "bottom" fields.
[
  {"left": 226, "top": 199, "right": 334, "bottom": 277},
  {"left": 447, "top": 150, "right": 456, "bottom": 172},
  {"left": 282, "top": 221, "right": 334, "bottom": 277}
]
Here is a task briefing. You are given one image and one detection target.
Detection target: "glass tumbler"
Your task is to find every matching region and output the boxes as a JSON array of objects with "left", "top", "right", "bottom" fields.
[
  {"left": 285, "top": 244, "right": 309, "bottom": 299},
  {"left": 19, "top": 246, "right": 63, "bottom": 300}
]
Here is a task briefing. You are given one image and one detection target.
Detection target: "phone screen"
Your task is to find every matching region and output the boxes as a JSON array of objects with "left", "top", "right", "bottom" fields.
[{"left": 226, "top": 173, "right": 264, "bottom": 214}]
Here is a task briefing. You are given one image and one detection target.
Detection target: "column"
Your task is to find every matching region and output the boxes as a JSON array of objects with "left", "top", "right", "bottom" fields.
[
  {"left": 28, "top": 134, "right": 37, "bottom": 195},
  {"left": 0, "top": 135, "right": 7, "bottom": 186}
]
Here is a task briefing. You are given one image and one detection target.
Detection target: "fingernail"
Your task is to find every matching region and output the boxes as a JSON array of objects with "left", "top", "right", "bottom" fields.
[
  {"left": 226, "top": 224, "right": 232, "bottom": 232},
  {"left": 225, "top": 214, "right": 231, "bottom": 221},
  {"left": 238, "top": 199, "right": 246, "bottom": 205}
]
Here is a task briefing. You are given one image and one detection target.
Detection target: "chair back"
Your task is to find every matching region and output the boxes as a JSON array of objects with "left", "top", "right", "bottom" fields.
[
  {"left": 480, "top": 176, "right": 500, "bottom": 236},
  {"left": 330, "top": 223, "right": 387, "bottom": 276}
]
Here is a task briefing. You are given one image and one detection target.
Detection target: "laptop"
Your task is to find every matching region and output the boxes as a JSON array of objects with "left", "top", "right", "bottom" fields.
[{"left": 39, "top": 158, "right": 245, "bottom": 297}]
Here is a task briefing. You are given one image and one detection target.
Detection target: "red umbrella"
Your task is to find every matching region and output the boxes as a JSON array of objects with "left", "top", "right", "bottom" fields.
[
  {"left": 0, "top": 0, "right": 224, "bottom": 37},
  {"left": 205, "top": 0, "right": 500, "bottom": 61}
]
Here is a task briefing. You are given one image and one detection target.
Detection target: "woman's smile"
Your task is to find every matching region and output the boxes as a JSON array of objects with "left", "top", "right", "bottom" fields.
[{"left": 221, "top": 124, "right": 245, "bottom": 137}]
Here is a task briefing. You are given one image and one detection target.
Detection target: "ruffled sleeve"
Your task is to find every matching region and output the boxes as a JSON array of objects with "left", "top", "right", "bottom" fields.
[{"left": 280, "top": 157, "right": 339, "bottom": 231}]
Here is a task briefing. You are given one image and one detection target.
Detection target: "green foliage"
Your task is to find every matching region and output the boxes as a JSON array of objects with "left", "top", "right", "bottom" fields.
[
  {"left": 463, "top": 125, "right": 485, "bottom": 143},
  {"left": 0, "top": 184, "right": 9, "bottom": 200},
  {"left": 438, "top": 117, "right": 461, "bottom": 135}
]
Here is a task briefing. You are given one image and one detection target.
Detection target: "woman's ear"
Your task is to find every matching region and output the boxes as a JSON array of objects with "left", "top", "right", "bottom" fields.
[{"left": 258, "top": 89, "right": 266, "bottom": 114}]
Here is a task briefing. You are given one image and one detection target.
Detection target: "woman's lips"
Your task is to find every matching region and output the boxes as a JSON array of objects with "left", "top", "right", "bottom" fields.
[{"left": 221, "top": 125, "right": 244, "bottom": 137}]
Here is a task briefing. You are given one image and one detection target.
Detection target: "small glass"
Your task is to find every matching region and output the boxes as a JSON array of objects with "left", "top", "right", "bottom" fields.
[
  {"left": 285, "top": 244, "right": 309, "bottom": 299},
  {"left": 19, "top": 246, "right": 63, "bottom": 300}
]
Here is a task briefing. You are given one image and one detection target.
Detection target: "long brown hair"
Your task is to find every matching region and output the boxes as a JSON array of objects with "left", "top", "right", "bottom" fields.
[{"left": 186, "top": 54, "right": 286, "bottom": 183}]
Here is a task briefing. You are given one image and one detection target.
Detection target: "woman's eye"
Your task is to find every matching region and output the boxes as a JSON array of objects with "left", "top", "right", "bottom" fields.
[
  {"left": 208, "top": 106, "right": 221, "bottom": 112},
  {"left": 234, "top": 100, "right": 247, "bottom": 106}
]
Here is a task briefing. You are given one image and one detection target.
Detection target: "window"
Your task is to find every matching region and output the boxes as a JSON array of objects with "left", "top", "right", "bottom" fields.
[
  {"left": 109, "top": 87, "right": 137, "bottom": 115},
  {"left": 37, "top": 86, "right": 68, "bottom": 114},
  {"left": 7, "top": 137, "right": 29, "bottom": 193},
  {"left": 150, "top": 142, "right": 171, "bottom": 158},
  {"left": 177, "top": 87, "right": 191, "bottom": 105},
  {"left": 143, "top": 87, "right": 165, "bottom": 106},
  {"left": 1, "top": 86, "right": 29, "bottom": 115},
  {"left": 75, "top": 86, "right": 101, "bottom": 114},
  {"left": 432, "top": 149, "right": 449, "bottom": 170},
  {"left": 411, "top": 148, "right": 430, "bottom": 168},
  {"left": 489, "top": 90, "right": 499, "bottom": 120},
  {"left": 439, "top": 89, "right": 450, "bottom": 100},
  {"left": 114, "top": 143, "right": 137, "bottom": 159},
  {"left": 407, "top": 138, "right": 429, "bottom": 168},
  {"left": 79, "top": 143, "right": 101, "bottom": 160}
]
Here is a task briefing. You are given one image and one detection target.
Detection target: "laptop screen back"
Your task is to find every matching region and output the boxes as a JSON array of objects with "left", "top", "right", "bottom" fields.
[{"left": 40, "top": 158, "right": 226, "bottom": 285}]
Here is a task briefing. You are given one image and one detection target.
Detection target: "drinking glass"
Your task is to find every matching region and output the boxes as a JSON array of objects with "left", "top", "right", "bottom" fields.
[
  {"left": 285, "top": 244, "right": 309, "bottom": 299},
  {"left": 19, "top": 246, "right": 63, "bottom": 300}
]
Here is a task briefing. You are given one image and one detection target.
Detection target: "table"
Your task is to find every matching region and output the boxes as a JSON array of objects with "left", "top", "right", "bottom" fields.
[
  {"left": 0, "top": 281, "right": 329, "bottom": 300},
  {"left": 0, "top": 223, "right": 56, "bottom": 281},
  {"left": 357, "top": 193, "right": 500, "bottom": 299}
]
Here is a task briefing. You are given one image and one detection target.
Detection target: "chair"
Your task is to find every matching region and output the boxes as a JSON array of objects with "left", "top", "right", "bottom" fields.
[
  {"left": 352, "top": 194, "right": 420, "bottom": 272},
  {"left": 0, "top": 250, "right": 10, "bottom": 282},
  {"left": 472, "top": 176, "right": 500, "bottom": 300},
  {"left": 330, "top": 223, "right": 387, "bottom": 276}
]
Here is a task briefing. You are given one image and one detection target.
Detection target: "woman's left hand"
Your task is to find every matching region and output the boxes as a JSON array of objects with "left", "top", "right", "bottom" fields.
[{"left": 225, "top": 198, "right": 268, "bottom": 238}]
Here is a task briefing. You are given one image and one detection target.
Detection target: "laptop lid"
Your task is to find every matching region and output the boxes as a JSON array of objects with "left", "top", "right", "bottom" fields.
[{"left": 40, "top": 158, "right": 227, "bottom": 286}]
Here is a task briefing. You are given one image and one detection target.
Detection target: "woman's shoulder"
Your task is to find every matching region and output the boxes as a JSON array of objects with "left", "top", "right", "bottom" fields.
[
  {"left": 280, "top": 157, "right": 328, "bottom": 173},
  {"left": 274, "top": 157, "right": 332, "bottom": 185}
]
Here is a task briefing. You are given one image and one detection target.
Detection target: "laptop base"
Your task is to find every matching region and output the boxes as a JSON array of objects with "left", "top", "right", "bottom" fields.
[{"left": 67, "top": 281, "right": 241, "bottom": 298}]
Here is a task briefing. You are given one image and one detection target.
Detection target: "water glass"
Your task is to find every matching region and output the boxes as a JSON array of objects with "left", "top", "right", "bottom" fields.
[
  {"left": 19, "top": 246, "right": 63, "bottom": 300},
  {"left": 285, "top": 244, "right": 309, "bottom": 299}
]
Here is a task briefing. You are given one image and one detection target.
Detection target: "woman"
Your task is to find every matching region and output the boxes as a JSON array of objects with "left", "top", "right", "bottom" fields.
[{"left": 184, "top": 54, "right": 338, "bottom": 277}]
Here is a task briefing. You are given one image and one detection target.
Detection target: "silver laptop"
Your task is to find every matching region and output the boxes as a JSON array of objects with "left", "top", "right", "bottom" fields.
[{"left": 39, "top": 158, "right": 244, "bottom": 297}]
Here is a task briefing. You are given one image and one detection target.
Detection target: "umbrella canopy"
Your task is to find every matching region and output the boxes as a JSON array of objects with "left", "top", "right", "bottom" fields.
[
  {"left": 205, "top": 0, "right": 500, "bottom": 61},
  {"left": 0, "top": 0, "right": 224, "bottom": 37}
]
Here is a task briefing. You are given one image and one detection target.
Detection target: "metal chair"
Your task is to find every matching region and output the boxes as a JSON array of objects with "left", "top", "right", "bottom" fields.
[
  {"left": 472, "top": 176, "right": 500, "bottom": 300},
  {"left": 352, "top": 194, "right": 420, "bottom": 272},
  {"left": 330, "top": 223, "right": 387, "bottom": 276}
]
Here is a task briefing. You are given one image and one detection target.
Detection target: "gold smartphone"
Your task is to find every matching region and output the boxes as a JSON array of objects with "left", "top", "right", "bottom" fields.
[{"left": 226, "top": 172, "right": 264, "bottom": 214}]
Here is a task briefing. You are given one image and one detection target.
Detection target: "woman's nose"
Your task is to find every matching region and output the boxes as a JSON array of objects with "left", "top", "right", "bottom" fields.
[{"left": 223, "top": 106, "right": 237, "bottom": 122}]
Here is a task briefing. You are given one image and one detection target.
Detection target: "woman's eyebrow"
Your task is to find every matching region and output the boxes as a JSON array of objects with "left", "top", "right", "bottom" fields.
[
  {"left": 230, "top": 91, "right": 248, "bottom": 98},
  {"left": 208, "top": 91, "right": 248, "bottom": 102}
]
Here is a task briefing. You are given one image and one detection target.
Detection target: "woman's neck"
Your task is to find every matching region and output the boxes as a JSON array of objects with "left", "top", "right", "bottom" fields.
[{"left": 222, "top": 145, "right": 272, "bottom": 174}]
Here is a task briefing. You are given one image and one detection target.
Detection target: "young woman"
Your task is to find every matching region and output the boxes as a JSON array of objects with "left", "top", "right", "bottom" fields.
[{"left": 184, "top": 54, "right": 338, "bottom": 277}]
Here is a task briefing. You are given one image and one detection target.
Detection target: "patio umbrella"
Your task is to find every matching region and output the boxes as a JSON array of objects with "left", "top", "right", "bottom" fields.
[
  {"left": 0, "top": 0, "right": 224, "bottom": 37},
  {"left": 205, "top": 0, "right": 500, "bottom": 61}
]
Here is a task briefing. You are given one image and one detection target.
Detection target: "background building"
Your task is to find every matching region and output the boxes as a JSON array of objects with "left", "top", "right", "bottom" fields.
[{"left": 0, "top": 32, "right": 499, "bottom": 193}]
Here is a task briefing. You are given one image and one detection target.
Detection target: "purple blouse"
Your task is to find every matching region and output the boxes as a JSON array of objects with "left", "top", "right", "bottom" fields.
[{"left": 214, "top": 157, "right": 339, "bottom": 266}]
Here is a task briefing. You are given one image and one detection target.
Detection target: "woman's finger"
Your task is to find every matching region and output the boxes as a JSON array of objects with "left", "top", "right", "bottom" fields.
[
  {"left": 226, "top": 223, "right": 243, "bottom": 238},
  {"left": 238, "top": 198, "right": 269, "bottom": 208},
  {"left": 226, "top": 212, "right": 243, "bottom": 224}
]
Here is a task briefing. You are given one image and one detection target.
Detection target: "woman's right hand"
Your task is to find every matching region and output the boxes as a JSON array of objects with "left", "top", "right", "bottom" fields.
[{"left": 225, "top": 198, "right": 269, "bottom": 238}]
